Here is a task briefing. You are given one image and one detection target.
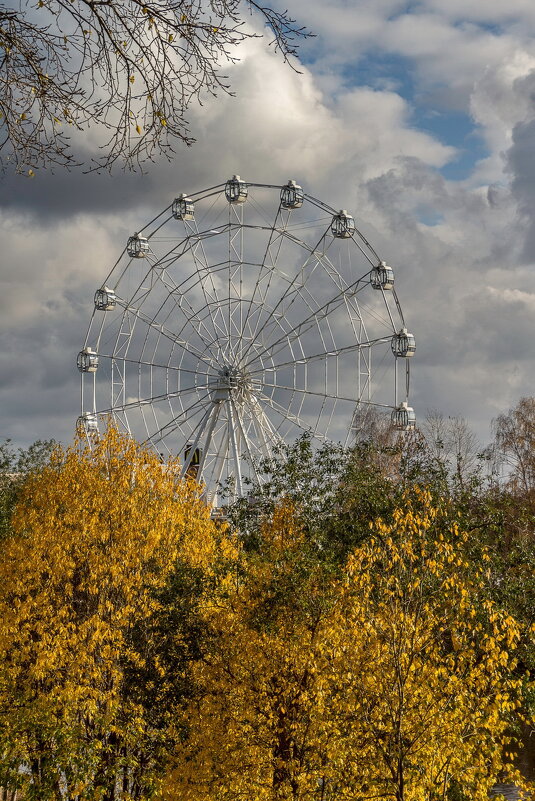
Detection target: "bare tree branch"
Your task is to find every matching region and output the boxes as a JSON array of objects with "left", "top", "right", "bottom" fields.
[
  {"left": 492, "top": 397, "right": 535, "bottom": 494},
  {"left": 0, "top": 0, "right": 312, "bottom": 173}
]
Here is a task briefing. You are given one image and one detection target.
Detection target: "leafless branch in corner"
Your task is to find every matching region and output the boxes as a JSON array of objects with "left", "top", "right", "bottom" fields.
[{"left": 0, "top": 0, "right": 312, "bottom": 173}]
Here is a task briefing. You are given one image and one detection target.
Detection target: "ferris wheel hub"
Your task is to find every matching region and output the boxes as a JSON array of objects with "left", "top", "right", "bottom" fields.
[{"left": 211, "top": 365, "right": 255, "bottom": 405}]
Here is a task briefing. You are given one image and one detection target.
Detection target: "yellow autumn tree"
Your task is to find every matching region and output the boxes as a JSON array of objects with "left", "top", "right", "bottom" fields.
[
  {"left": 323, "top": 488, "right": 528, "bottom": 801},
  {"left": 161, "top": 490, "right": 529, "bottom": 801},
  {"left": 0, "top": 427, "right": 236, "bottom": 801}
]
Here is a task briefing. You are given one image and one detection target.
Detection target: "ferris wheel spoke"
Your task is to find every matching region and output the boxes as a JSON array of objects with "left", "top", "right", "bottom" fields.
[
  {"left": 225, "top": 207, "right": 247, "bottom": 362},
  {"left": 282, "top": 229, "right": 371, "bottom": 298},
  {"left": 243, "top": 233, "right": 369, "bottom": 362},
  {"left": 343, "top": 293, "right": 367, "bottom": 347},
  {"left": 142, "top": 393, "right": 215, "bottom": 448},
  {"left": 281, "top": 223, "right": 377, "bottom": 275},
  {"left": 96, "top": 354, "right": 209, "bottom": 378},
  {"left": 180, "top": 402, "right": 218, "bottom": 477},
  {"left": 242, "top": 276, "right": 371, "bottom": 370},
  {"left": 186, "top": 225, "right": 232, "bottom": 346},
  {"left": 355, "top": 399, "right": 400, "bottom": 411},
  {"left": 151, "top": 233, "right": 251, "bottom": 358},
  {"left": 207, "top": 422, "right": 231, "bottom": 502},
  {"left": 261, "top": 382, "right": 359, "bottom": 405},
  {"left": 227, "top": 399, "right": 243, "bottom": 496},
  {"left": 103, "top": 252, "right": 157, "bottom": 306},
  {"left": 347, "top": 293, "right": 397, "bottom": 337},
  {"left": 255, "top": 390, "right": 330, "bottom": 442},
  {"left": 124, "top": 241, "right": 231, "bottom": 363},
  {"left": 114, "top": 297, "right": 215, "bottom": 369},
  {"left": 248, "top": 336, "right": 392, "bottom": 375},
  {"left": 244, "top": 397, "right": 280, "bottom": 461},
  {"left": 148, "top": 266, "right": 228, "bottom": 362},
  {"left": 243, "top": 282, "right": 374, "bottom": 372},
  {"left": 230, "top": 398, "right": 264, "bottom": 487},
  {"left": 150, "top": 227, "right": 225, "bottom": 269},
  {"left": 100, "top": 383, "right": 209, "bottom": 416},
  {"left": 196, "top": 403, "right": 223, "bottom": 480},
  {"left": 235, "top": 208, "right": 292, "bottom": 360},
  {"left": 241, "top": 226, "right": 331, "bottom": 362}
]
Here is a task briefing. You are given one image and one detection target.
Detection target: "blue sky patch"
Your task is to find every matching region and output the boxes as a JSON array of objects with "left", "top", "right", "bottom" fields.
[
  {"left": 340, "top": 52, "right": 489, "bottom": 181},
  {"left": 412, "top": 109, "right": 489, "bottom": 180}
]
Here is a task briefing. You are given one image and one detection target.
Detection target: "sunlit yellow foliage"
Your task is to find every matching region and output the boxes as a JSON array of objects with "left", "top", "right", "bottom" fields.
[
  {"left": 161, "top": 490, "right": 528, "bottom": 801},
  {"left": 324, "top": 487, "right": 527, "bottom": 801},
  {"left": 0, "top": 426, "right": 234, "bottom": 800}
]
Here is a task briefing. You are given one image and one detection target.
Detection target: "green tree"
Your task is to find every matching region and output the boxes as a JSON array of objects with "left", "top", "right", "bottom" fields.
[{"left": 227, "top": 434, "right": 399, "bottom": 563}]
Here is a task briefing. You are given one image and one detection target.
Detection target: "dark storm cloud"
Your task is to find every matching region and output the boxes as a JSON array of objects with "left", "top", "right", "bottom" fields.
[
  {"left": 2, "top": 167, "right": 157, "bottom": 220},
  {"left": 507, "top": 115, "right": 535, "bottom": 262}
]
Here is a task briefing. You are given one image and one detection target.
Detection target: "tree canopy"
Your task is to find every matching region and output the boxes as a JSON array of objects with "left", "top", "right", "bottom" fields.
[
  {"left": 0, "top": 403, "right": 534, "bottom": 800},
  {"left": 163, "top": 491, "right": 526, "bottom": 801}
]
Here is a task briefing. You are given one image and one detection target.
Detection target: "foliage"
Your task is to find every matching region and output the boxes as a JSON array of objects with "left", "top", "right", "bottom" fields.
[
  {"left": 227, "top": 434, "right": 399, "bottom": 562},
  {"left": 162, "top": 491, "right": 529, "bottom": 801},
  {"left": 162, "top": 500, "right": 338, "bottom": 801},
  {"left": 0, "top": 437, "right": 56, "bottom": 540},
  {"left": 327, "top": 489, "right": 526, "bottom": 801},
  {"left": 0, "top": 427, "right": 235, "bottom": 800},
  {"left": 226, "top": 421, "right": 485, "bottom": 565},
  {"left": 2, "top": 401, "right": 535, "bottom": 800},
  {"left": 0, "top": 0, "right": 310, "bottom": 173}
]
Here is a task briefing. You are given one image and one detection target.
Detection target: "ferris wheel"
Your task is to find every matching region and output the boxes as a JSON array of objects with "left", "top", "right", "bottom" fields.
[{"left": 77, "top": 176, "right": 415, "bottom": 506}]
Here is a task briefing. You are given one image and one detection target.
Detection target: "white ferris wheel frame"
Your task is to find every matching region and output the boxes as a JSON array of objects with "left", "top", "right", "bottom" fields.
[{"left": 78, "top": 178, "right": 414, "bottom": 507}]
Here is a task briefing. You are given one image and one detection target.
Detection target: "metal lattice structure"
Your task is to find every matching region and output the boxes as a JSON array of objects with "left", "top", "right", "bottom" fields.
[{"left": 78, "top": 177, "right": 415, "bottom": 506}]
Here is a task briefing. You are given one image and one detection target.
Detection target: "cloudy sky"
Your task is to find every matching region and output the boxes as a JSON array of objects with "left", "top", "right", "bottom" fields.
[{"left": 2, "top": 0, "right": 535, "bottom": 451}]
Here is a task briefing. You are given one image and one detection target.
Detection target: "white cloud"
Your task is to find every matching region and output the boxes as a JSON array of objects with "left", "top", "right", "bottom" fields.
[{"left": 423, "top": 0, "right": 535, "bottom": 26}]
